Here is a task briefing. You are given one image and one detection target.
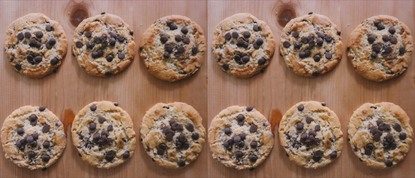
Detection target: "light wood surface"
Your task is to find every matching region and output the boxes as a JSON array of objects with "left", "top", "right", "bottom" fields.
[{"left": 1, "top": 0, "right": 415, "bottom": 177}]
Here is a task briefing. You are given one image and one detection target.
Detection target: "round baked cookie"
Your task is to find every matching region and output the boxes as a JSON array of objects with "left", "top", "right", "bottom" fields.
[
  {"left": 279, "top": 101, "right": 343, "bottom": 169},
  {"left": 73, "top": 12, "right": 135, "bottom": 77},
  {"left": 347, "top": 15, "right": 413, "bottom": 82},
  {"left": 1, "top": 106, "right": 66, "bottom": 170},
  {"left": 4, "top": 13, "right": 68, "bottom": 78},
  {"left": 212, "top": 13, "right": 275, "bottom": 78},
  {"left": 209, "top": 106, "right": 274, "bottom": 170},
  {"left": 348, "top": 102, "right": 413, "bottom": 169},
  {"left": 139, "top": 15, "right": 206, "bottom": 82},
  {"left": 140, "top": 102, "right": 205, "bottom": 169},
  {"left": 280, "top": 12, "right": 342, "bottom": 77},
  {"left": 71, "top": 101, "right": 136, "bottom": 169}
]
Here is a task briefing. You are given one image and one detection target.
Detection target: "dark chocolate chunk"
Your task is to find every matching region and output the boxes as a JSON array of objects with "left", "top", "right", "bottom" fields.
[
  {"left": 175, "top": 35, "right": 182, "bottom": 42},
  {"left": 366, "top": 143, "right": 374, "bottom": 150},
  {"left": 298, "top": 105, "right": 304, "bottom": 111},
  {"left": 241, "top": 56, "right": 249, "bottom": 63},
  {"left": 376, "top": 22, "right": 385, "bottom": 30},
  {"left": 157, "top": 148, "right": 165, "bottom": 155},
  {"left": 372, "top": 43, "right": 382, "bottom": 53},
  {"left": 390, "top": 36, "right": 397, "bottom": 44},
  {"left": 283, "top": 41, "right": 290, "bottom": 48},
  {"left": 312, "top": 150, "right": 323, "bottom": 162},
  {"left": 365, "top": 148, "right": 372, "bottom": 155},
  {"left": 384, "top": 46, "right": 393, "bottom": 53},
  {"left": 393, "top": 124, "right": 402, "bottom": 132},
  {"left": 182, "top": 36, "right": 190, "bottom": 44},
  {"left": 165, "top": 43, "right": 174, "bottom": 52},
  {"left": 316, "top": 38, "right": 324, "bottom": 46},
  {"left": 105, "top": 151, "right": 115, "bottom": 162}
]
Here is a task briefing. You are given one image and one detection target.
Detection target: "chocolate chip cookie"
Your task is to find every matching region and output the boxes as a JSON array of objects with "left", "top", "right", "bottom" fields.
[
  {"left": 4, "top": 13, "right": 68, "bottom": 78},
  {"left": 279, "top": 101, "right": 343, "bottom": 169},
  {"left": 73, "top": 12, "right": 135, "bottom": 77},
  {"left": 348, "top": 15, "right": 413, "bottom": 82},
  {"left": 140, "top": 15, "right": 206, "bottom": 82},
  {"left": 1, "top": 106, "right": 66, "bottom": 170},
  {"left": 209, "top": 106, "right": 274, "bottom": 170},
  {"left": 140, "top": 102, "right": 205, "bottom": 169},
  {"left": 280, "top": 12, "right": 343, "bottom": 77},
  {"left": 348, "top": 102, "right": 413, "bottom": 169},
  {"left": 212, "top": 13, "right": 275, "bottom": 78},
  {"left": 71, "top": 101, "right": 136, "bottom": 169}
]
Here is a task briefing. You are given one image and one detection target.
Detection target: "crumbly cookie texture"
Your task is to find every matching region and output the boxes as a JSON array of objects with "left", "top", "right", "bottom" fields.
[
  {"left": 1, "top": 106, "right": 66, "bottom": 170},
  {"left": 4, "top": 13, "right": 68, "bottom": 78},
  {"left": 212, "top": 13, "right": 275, "bottom": 78},
  {"left": 280, "top": 13, "right": 342, "bottom": 77},
  {"left": 73, "top": 13, "right": 135, "bottom": 77},
  {"left": 279, "top": 101, "right": 343, "bottom": 169},
  {"left": 140, "top": 102, "right": 205, "bottom": 169},
  {"left": 71, "top": 101, "right": 136, "bottom": 169},
  {"left": 348, "top": 102, "right": 413, "bottom": 169},
  {"left": 348, "top": 15, "right": 413, "bottom": 82},
  {"left": 209, "top": 106, "right": 274, "bottom": 170},
  {"left": 140, "top": 15, "right": 205, "bottom": 82}
]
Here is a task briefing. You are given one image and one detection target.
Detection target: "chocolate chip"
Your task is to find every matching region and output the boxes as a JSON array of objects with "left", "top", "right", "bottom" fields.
[
  {"left": 304, "top": 50, "right": 311, "bottom": 57},
  {"left": 108, "top": 37, "right": 116, "bottom": 46},
  {"left": 283, "top": 41, "right": 290, "bottom": 48},
  {"left": 222, "top": 63, "right": 229, "bottom": 70},
  {"left": 398, "top": 47, "right": 405, "bottom": 54},
  {"left": 34, "top": 56, "right": 42, "bottom": 63},
  {"left": 385, "top": 160, "right": 393, "bottom": 167},
  {"left": 325, "top": 53, "right": 332, "bottom": 59},
  {"left": 24, "top": 32, "right": 31, "bottom": 38},
  {"left": 309, "top": 40, "right": 315, "bottom": 48},
  {"left": 75, "top": 41, "right": 83, "bottom": 48},
  {"left": 301, "top": 37, "right": 309, "bottom": 44},
  {"left": 304, "top": 117, "right": 312, "bottom": 124},
  {"left": 322, "top": 102, "right": 326, "bottom": 106},
  {"left": 29, "top": 114, "right": 38, "bottom": 122},
  {"left": 382, "top": 35, "right": 390, "bottom": 42},
  {"left": 171, "top": 123, "right": 184, "bottom": 131},
  {"left": 388, "top": 27, "right": 396, "bottom": 34},
  {"left": 49, "top": 38, "right": 56, "bottom": 46},
  {"left": 384, "top": 46, "right": 393, "bottom": 53},
  {"left": 168, "top": 22, "right": 177, "bottom": 30},
  {"left": 107, "top": 125, "right": 113, "bottom": 131},
  {"left": 16, "top": 33, "right": 24, "bottom": 40},
  {"left": 294, "top": 42, "right": 302, "bottom": 49},
  {"left": 39, "top": 106, "right": 46, "bottom": 111},
  {"left": 46, "top": 25, "right": 53, "bottom": 31},
  {"left": 157, "top": 148, "right": 165, "bottom": 155},
  {"left": 192, "top": 132, "right": 199, "bottom": 140},
  {"left": 84, "top": 31, "right": 92, "bottom": 38},
  {"left": 393, "top": 124, "right": 402, "bottom": 132},
  {"left": 118, "top": 53, "right": 125, "bottom": 59},
  {"left": 337, "top": 30, "right": 341, "bottom": 35},
  {"left": 183, "top": 36, "right": 190, "bottom": 44},
  {"left": 232, "top": 31, "right": 238, "bottom": 38},
  {"left": 185, "top": 124, "right": 194, "bottom": 132},
  {"left": 165, "top": 43, "right": 174, "bottom": 52},
  {"left": 316, "top": 38, "right": 324, "bottom": 46},
  {"left": 249, "top": 155, "right": 258, "bottom": 162},
  {"left": 191, "top": 47, "right": 198, "bottom": 54},
  {"left": 173, "top": 35, "right": 182, "bottom": 42},
  {"left": 28, "top": 151, "right": 36, "bottom": 158},
  {"left": 14, "top": 63, "right": 21, "bottom": 70},
  {"left": 325, "top": 35, "right": 332, "bottom": 42},
  {"left": 258, "top": 57, "right": 266, "bottom": 65},
  {"left": 90, "top": 104, "right": 97, "bottom": 111},
  {"left": 101, "top": 130, "right": 109, "bottom": 137},
  {"left": 246, "top": 106, "right": 253, "bottom": 111},
  {"left": 330, "top": 151, "right": 337, "bottom": 159},
  {"left": 32, "top": 133, "right": 38, "bottom": 140},
  {"left": 243, "top": 31, "right": 251, "bottom": 38},
  {"left": 178, "top": 160, "right": 186, "bottom": 167},
  {"left": 314, "top": 54, "right": 321, "bottom": 62},
  {"left": 296, "top": 122, "right": 304, "bottom": 131},
  {"left": 117, "top": 35, "right": 125, "bottom": 42},
  {"left": 88, "top": 122, "right": 96, "bottom": 131},
  {"left": 298, "top": 104, "right": 304, "bottom": 111},
  {"left": 389, "top": 36, "right": 397, "bottom": 44},
  {"left": 234, "top": 136, "right": 241, "bottom": 143},
  {"left": 101, "top": 41, "right": 108, "bottom": 47},
  {"left": 237, "top": 38, "right": 248, "bottom": 48},
  {"left": 104, "top": 54, "right": 113, "bottom": 62},
  {"left": 399, "top": 132, "right": 407, "bottom": 140},
  {"left": 372, "top": 43, "right": 382, "bottom": 53},
  {"left": 41, "top": 155, "right": 50, "bottom": 162},
  {"left": 256, "top": 38, "right": 263, "bottom": 45},
  {"left": 376, "top": 22, "right": 385, "bottom": 30},
  {"left": 163, "top": 52, "right": 170, "bottom": 58},
  {"left": 224, "top": 127, "right": 232, "bottom": 135},
  {"left": 312, "top": 150, "right": 323, "bottom": 162},
  {"left": 253, "top": 25, "right": 260, "bottom": 31},
  {"left": 250, "top": 141, "right": 258, "bottom": 148},
  {"left": 292, "top": 31, "right": 299, "bottom": 38},
  {"left": 371, "top": 52, "right": 377, "bottom": 58},
  {"left": 237, "top": 114, "right": 245, "bottom": 122},
  {"left": 122, "top": 151, "right": 130, "bottom": 159},
  {"left": 43, "top": 141, "right": 50, "bottom": 148},
  {"left": 379, "top": 122, "right": 391, "bottom": 131},
  {"left": 315, "top": 125, "right": 321, "bottom": 131},
  {"left": 25, "top": 136, "right": 34, "bottom": 144},
  {"left": 101, "top": 34, "right": 108, "bottom": 41},
  {"left": 35, "top": 31, "right": 43, "bottom": 38},
  {"left": 105, "top": 151, "right": 115, "bottom": 162},
  {"left": 253, "top": 42, "right": 260, "bottom": 49},
  {"left": 241, "top": 56, "right": 249, "bottom": 63}
]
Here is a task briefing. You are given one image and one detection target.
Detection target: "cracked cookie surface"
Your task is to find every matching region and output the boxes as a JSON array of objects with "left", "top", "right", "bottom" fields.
[
  {"left": 71, "top": 101, "right": 136, "bottom": 169},
  {"left": 209, "top": 106, "right": 274, "bottom": 170},
  {"left": 140, "top": 102, "right": 205, "bottom": 169},
  {"left": 4, "top": 13, "right": 67, "bottom": 78},
  {"left": 1, "top": 106, "right": 66, "bottom": 170},
  {"left": 347, "top": 15, "right": 413, "bottom": 82},
  {"left": 212, "top": 13, "right": 275, "bottom": 78},
  {"left": 280, "top": 13, "right": 342, "bottom": 77},
  {"left": 140, "top": 15, "right": 205, "bottom": 82},
  {"left": 348, "top": 102, "right": 413, "bottom": 169},
  {"left": 279, "top": 101, "right": 343, "bottom": 169},
  {"left": 73, "top": 13, "right": 135, "bottom": 77}
]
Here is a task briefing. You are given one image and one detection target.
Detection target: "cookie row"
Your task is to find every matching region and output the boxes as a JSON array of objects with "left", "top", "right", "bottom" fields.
[
  {"left": 2, "top": 101, "right": 411, "bottom": 170},
  {"left": 4, "top": 13, "right": 206, "bottom": 82},
  {"left": 5, "top": 12, "right": 412, "bottom": 82}
]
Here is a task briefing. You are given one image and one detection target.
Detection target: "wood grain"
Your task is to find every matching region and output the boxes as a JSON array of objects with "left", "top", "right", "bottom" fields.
[
  {"left": 208, "top": 0, "right": 415, "bottom": 178},
  {"left": 1, "top": 0, "right": 415, "bottom": 177}
]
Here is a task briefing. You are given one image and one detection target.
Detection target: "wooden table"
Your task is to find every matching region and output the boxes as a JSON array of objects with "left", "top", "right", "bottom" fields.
[{"left": 0, "top": 0, "right": 414, "bottom": 177}]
